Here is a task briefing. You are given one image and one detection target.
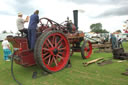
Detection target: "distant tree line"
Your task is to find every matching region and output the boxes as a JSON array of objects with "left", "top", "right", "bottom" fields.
[
  {"left": 115, "top": 30, "right": 122, "bottom": 33},
  {"left": 2, "top": 30, "right": 7, "bottom": 33},
  {"left": 90, "top": 23, "right": 109, "bottom": 33},
  {"left": 2, "top": 30, "right": 13, "bottom": 34}
]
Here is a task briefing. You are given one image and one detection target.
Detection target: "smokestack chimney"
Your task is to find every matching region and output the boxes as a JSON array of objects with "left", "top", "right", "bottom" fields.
[{"left": 73, "top": 10, "right": 78, "bottom": 30}]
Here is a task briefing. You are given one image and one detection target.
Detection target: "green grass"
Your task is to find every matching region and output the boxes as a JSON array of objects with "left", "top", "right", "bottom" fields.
[{"left": 0, "top": 42, "right": 128, "bottom": 85}]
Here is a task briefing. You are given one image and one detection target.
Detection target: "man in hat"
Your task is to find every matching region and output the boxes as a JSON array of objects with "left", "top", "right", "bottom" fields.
[
  {"left": 16, "top": 12, "right": 29, "bottom": 36},
  {"left": 28, "top": 10, "right": 39, "bottom": 50}
]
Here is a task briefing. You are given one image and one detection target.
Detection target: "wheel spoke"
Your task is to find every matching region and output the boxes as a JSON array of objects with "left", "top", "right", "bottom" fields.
[
  {"left": 42, "top": 48, "right": 49, "bottom": 51},
  {"left": 47, "top": 39, "right": 53, "bottom": 47},
  {"left": 84, "top": 47, "right": 89, "bottom": 56},
  {"left": 44, "top": 54, "right": 51, "bottom": 61},
  {"left": 84, "top": 47, "right": 88, "bottom": 51},
  {"left": 57, "top": 54, "right": 64, "bottom": 60},
  {"left": 58, "top": 47, "right": 66, "bottom": 51},
  {"left": 45, "top": 41, "right": 50, "bottom": 48},
  {"left": 48, "top": 55, "right": 51, "bottom": 65},
  {"left": 52, "top": 35, "right": 55, "bottom": 45},
  {"left": 58, "top": 42, "right": 63, "bottom": 48},
  {"left": 84, "top": 51, "right": 88, "bottom": 56},
  {"left": 55, "top": 37, "right": 57, "bottom": 47},
  {"left": 53, "top": 57, "right": 58, "bottom": 66},
  {"left": 43, "top": 52, "right": 49, "bottom": 57},
  {"left": 55, "top": 56, "right": 59, "bottom": 63},
  {"left": 58, "top": 52, "right": 63, "bottom": 55},
  {"left": 84, "top": 47, "right": 88, "bottom": 53},
  {"left": 57, "top": 38, "right": 63, "bottom": 47},
  {"left": 50, "top": 56, "right": 54, "bottom": 65}
]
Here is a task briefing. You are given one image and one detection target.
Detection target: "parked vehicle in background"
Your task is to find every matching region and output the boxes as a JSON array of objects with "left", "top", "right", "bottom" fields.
[
  {"left": 122, "top": 33, "right": 128, "bottom": 41},
  {"left": 85, "top": 32, "right": 110, "bottom": 43},
  {"left": 0, "top": 33, "right": 16, "bottom": 42},
  {"left": 113, "top": 33, "right": 128, "bottom": 42}
]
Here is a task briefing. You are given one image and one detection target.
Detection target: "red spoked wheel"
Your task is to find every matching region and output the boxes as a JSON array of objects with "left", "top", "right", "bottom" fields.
[
  {"left": 39, "top": 17, "right": 53, "bottom": 27},
  {"left": 36, "top": 30, "right": 70, "bottom": 73},
  {"left": 81, "top": 40, "right": 92, "bottom": 59},
  {"left": 38, "top": 18, "right": 54, "bottom": 32}
]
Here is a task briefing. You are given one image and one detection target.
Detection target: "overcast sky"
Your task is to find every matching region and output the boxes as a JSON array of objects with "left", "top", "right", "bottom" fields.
[{"left": 0, "top": 0, "right": 128, "bottom": 33}]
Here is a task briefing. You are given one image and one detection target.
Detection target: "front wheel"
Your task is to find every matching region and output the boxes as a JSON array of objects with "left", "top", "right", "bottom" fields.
[{"left": 81, "top": 40, "right": 92, "bottom": 59}]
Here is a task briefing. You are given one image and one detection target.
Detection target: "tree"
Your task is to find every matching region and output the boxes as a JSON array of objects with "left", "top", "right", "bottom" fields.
[
  {"left": 2, "top": 30, "right": 7, "bottom": 33},
  {"left": 102, "top": 29, "right": 109, "bottom": 33},
  {"left": 90, "top": 23, "right": 102, "bottom": 33},
  {"left": 90, "top": 23, "right": 102, "bottom": 32},
  {"left": 90, "top": 23, "right": 109, "bottom": 33},
  {"left": 115, "top": 30, "right": 122, "bottom": 33}
]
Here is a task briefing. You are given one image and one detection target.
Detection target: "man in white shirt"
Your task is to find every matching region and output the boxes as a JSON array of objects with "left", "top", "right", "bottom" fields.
[
  {"left": 16, "top": 12, "right": 29, "bottom": 36},
  {"left": 2, "top": 38, "right": 12, "bottom": 61}
]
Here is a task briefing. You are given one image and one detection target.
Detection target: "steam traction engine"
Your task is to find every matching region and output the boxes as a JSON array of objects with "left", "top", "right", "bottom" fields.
[{"left": 7, "top": 10, "right": 92, "bottom": 73}]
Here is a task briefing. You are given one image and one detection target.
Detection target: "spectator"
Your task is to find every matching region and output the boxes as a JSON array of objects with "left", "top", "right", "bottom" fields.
[
  {"left": 16, "top": 12, "right": 29, "bottom": 37},
  {"left": 110, "top": 34, "right": 118, "bottom": 49},
  {"left": 2, "top": 38, "right": 12, "bottom": 61},
  {"left": 28, "top": 10, "right": 39, "bottom": 50},
  {"left": 117, "top": 35, "right": 122, "bottom": 48}
]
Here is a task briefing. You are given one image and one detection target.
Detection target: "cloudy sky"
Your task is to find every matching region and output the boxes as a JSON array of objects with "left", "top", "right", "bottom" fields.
[{"left": 0, "top": 0, "right": 128, "bottom": 33}]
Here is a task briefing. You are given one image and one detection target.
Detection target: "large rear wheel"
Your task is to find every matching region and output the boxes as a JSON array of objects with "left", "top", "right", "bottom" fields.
[
  {"left": 34, "top": 32, "right": 47, "bottom": 66},
  {"left": 36, "top": 31, "right": 70, "bottom": 73}
]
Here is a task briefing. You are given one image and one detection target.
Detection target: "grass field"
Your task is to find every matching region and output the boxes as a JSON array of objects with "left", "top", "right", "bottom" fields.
[{"left": 0, "top": 42, "right": 128, "bottom": 85}]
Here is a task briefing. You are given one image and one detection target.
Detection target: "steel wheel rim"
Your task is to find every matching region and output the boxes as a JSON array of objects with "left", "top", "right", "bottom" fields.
[
  {"left": 41, "top": 32, "right": 70, "bottom": 72},
  {"left": 84, "top": 41, "right": 92, "bottom": 58},
  {"left": 40, "top": 18, "right": 53, "bottom": 26}
]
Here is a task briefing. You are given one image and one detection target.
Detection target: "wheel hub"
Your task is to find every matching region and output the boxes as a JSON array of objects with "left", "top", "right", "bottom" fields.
[
  {"left": 87, "top": 48, "right": 90, "bottom": 51},
  {"left": 53, "top": 48, "right": 58, "bottom": 55}
]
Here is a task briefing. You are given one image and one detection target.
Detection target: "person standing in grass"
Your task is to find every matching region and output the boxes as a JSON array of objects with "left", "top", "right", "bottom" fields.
[{"left": 2, "top": 38, "right": 12, "bottom": 61}]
